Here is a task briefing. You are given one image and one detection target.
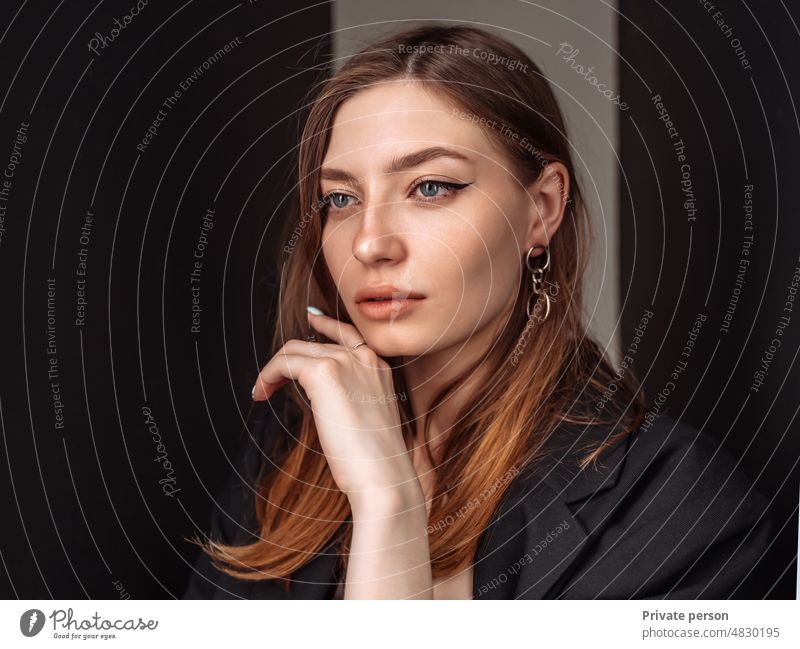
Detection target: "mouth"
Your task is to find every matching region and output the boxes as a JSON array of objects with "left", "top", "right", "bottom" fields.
[
  {"left": 354, "top": 284, "right": 426, "bottom": 304},
  {"left": 354, "top": 285, "right": 426, "bottom": 321},
  {"left": 356, "top": 297, "right": 425, "bottom": 320}
]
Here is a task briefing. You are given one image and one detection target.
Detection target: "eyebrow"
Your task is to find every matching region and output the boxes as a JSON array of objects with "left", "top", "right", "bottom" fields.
[{"left": 319, "top": 146, "right": 470, "bottom": 184}]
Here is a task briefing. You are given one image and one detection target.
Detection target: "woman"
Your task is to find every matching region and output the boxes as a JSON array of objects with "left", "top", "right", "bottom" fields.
[{"left": 182, "top": 24, "right": 775, "bottom": 599}]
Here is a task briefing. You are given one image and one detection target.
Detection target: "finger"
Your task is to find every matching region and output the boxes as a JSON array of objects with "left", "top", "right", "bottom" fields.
[
  {"left": 252, "top": 353, "right": 313, "bottom": 401},
  {"left": 252, "top": 377, "right": 290, "bottom": 401},
  {"left": 306, "top": 308, "right": 365, "bottom": 349},
  {"left": 283, "top": 338, "right": 348, "bottom": 359},
  {"left": 252, "top": 339, "right": 349, "bottom": 401}
]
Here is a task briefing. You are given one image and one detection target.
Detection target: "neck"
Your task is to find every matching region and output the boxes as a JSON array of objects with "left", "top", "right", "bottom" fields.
[{"left": 400, "top": 313, "right": 508, "bottom": 464}]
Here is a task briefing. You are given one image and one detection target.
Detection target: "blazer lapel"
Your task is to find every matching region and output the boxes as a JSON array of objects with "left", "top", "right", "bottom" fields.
[
  {"left": 283, "top": 422, "right": 633, "bottom": 599},
  {"left": 474, "top": 420, "right": 633, "bottom": 599}
]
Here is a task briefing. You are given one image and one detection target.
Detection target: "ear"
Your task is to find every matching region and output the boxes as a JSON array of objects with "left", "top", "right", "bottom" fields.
[{"left": 524, "top": 161, "right": 570, "bottom": 254}]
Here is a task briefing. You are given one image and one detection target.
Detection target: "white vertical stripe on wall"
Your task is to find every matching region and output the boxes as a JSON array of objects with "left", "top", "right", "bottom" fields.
[{"left": 331, "top": 1, "right": 621, "bottom": 365}]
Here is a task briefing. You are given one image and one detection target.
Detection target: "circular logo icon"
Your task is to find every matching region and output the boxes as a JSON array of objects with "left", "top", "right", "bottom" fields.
[{"left": 20, "top": 609, "right": 45, "bottom": 637}]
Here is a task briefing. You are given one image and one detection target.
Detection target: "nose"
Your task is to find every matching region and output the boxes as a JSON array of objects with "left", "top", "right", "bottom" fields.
[{"left": 351, "top": 199, "right": 405, "bottom": 266}]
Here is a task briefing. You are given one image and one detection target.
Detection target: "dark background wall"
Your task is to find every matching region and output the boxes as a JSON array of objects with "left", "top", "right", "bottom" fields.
[
  {"left": 619, "top": 1, "right": 798, "bottom": 597},
  {"left": 0, "top": 0, "right": 330, "bottom": 598},
  {"left": 0, "top": 0, "right": 796, "bottom": 599}
]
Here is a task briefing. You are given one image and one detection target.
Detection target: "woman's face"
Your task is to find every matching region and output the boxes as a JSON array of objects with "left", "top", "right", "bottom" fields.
[{"left": 319, "top": 80, "right": 563, "bottom": 358}]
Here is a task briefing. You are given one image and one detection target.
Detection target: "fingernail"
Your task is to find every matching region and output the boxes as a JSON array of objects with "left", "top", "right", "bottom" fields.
[
  {"left": 307, "top": 306, "right": 324, "bottom": 316},
  {"left": 251, "top": 385, "right": 256, "bottom": 400}
]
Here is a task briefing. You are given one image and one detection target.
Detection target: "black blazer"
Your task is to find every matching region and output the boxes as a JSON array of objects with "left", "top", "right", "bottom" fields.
[{"left": 182, "top": 399, "right": 776, "bottom": 599}]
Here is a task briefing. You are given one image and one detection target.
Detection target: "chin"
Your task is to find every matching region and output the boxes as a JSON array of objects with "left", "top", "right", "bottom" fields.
[{"left": 358, "top": 326, "right": 429, "bottom": 358}]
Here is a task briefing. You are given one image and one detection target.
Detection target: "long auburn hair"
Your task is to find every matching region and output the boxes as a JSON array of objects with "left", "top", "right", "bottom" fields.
[{"left": 195, "top": 24, "right": 646, "bottom": 591}]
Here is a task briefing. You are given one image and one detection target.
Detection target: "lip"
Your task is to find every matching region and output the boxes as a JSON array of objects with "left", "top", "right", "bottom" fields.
[
  {"left": 354, "top": 284, "right": 426, "bottom": 304},
  {"left": 357, "top": 297, "right": 425, "bottom": 320}
]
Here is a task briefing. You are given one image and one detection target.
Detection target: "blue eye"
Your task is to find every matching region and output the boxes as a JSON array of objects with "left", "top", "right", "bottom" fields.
[
  {"left": 419, "top": 181, "right": 441, "bottom": 197},
  {"left": 324, "top": 192, "right": 354, "bottom": 209},
  {"left": 320, "top": 179, "right": 470, "bottom": 216},
  {"left": 413, "top": 179, "right": 471, "bottom": 202}
]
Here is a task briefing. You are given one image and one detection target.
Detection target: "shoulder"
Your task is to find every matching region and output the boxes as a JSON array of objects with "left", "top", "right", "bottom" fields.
[
  {"left": 488, "top": 415, "right": 776, "bottom": 598},
  {"left": 614, "top": 415, "right": 769, "bottom": 522},
  {"left": 595, "top": 416, "right": 774, "bottom": 597},
  {"left": 525, "top": 413, "right": 767, "bottom": 514}
]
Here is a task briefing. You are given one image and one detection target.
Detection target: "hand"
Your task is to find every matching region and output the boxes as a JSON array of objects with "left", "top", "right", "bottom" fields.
[{"left": 251, "top": 308, "right": 423, "bottom": 509}]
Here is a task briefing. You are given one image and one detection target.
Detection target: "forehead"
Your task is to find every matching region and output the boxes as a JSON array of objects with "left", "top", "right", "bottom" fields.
[{"left": 322, "top": 80, "right": 494, "bottom": 167}]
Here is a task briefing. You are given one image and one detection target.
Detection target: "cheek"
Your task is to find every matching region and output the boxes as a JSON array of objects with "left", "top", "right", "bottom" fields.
[
  {"left": 320, "top": 224, "right": 349, "bottom": 283},
  {"left": 445, "top": 222, "right": 521, "bottom": 315}
]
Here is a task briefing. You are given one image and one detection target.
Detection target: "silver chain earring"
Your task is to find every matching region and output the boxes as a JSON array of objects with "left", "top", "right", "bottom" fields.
[{"left": 525, "top": 244, "right": 553, "bottom": 323}]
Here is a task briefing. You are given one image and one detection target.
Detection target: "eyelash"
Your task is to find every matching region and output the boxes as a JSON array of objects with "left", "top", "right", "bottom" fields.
[{"left": 320, "top": 178, "right": 471, "bottom": 213}]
